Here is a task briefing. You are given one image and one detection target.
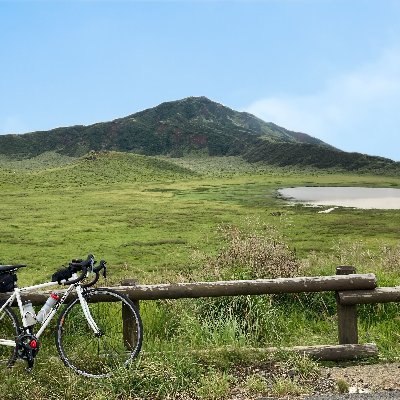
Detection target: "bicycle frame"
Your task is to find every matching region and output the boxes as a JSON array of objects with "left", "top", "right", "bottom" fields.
[{"left": 0, "top": 273, "right": 101, "bottom": 347}]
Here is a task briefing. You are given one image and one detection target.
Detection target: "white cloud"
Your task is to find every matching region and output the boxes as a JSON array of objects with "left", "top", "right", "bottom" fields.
[{"left": 245, "top": 48, "right": 400, "bottom": 160}]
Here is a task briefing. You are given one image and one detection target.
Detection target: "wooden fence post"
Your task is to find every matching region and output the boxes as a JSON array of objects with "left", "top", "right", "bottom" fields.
[
  {"left": 336, "top": 266, "right": 358, "bottom": 344},
  {"left": 121, "top": 279, "right": 140, "bottom": 350}
]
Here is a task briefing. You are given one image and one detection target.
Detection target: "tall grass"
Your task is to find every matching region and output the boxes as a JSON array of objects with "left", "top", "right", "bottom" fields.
[{"left": 202, "top": 222, "right": 300, "bottom": 280}]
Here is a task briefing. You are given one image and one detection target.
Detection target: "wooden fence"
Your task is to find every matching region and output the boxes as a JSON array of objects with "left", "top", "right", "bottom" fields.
[{"left": 2, "top": 266, "right": 399, "bottom": 361}]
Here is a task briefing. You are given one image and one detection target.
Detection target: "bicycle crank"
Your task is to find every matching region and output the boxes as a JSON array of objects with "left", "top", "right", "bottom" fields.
[{"left": 16, "top": 331, "right": 40, "bottom": 370}]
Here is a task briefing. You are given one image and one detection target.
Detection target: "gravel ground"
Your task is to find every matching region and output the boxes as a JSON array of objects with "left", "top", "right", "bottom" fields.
[
  {"left": 324, "top": 362, "right": 400, "bottom": 393},
  {"left": 303, "top": 392, "right": 400, "bottom": 399},
  {"left": 273, "top": 362, "right": 400, "bottom": 399},
  {"left": 228, "top": 362, "right": 400, "bottom": 400}
]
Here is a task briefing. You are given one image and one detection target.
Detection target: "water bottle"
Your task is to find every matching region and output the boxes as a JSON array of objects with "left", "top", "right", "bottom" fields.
[
  {"left": 22, "top": 301, "right": 37, "bottom": 326},
  {"left": 36, "top": 292, "right": 60, "bottom": 323}
]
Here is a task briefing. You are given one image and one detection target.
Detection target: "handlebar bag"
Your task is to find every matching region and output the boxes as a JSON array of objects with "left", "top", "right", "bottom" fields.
[
  {"left": 52, "top": 267, "right": 73, "bottom": 284},
  {"left": 0, "top": 272, "right": 16, "bottom": 293}
]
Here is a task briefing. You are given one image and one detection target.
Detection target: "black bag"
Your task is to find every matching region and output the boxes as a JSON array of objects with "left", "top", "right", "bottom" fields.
[
  {"left": 0, "top": 272, "right": 16, "bottom": 293},
  {"left": 52, "top": 267, "right": 73, "bottom": 284}
]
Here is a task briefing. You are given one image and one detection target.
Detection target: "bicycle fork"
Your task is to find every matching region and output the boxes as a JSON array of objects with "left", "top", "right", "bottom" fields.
[{"left": 76, "top": 286, "right": 102, "bottom": 337}]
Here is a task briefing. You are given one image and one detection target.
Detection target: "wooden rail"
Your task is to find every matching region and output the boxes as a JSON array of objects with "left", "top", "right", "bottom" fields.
[
  {"left": 113, "top": 274, "right": 377, "bottom": 299},
  {"left": 0, "top": 274, "right": 376, "bottom": 304},
  {"left": 338, "top": 287, "right": 400, "bottom": 305}
]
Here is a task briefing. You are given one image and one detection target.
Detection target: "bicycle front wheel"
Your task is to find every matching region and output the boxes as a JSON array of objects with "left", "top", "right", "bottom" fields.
[
  {"left": 0, "top": 306, "right": 19, "bottom": 367},
  {"left": 56, "top": 288, "right": 143, "bottom": 378}
]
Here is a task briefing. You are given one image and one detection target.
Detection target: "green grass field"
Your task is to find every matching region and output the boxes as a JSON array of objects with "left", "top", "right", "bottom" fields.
[{"left": 0, "top": 151, "right": 399, "bottom": 399}]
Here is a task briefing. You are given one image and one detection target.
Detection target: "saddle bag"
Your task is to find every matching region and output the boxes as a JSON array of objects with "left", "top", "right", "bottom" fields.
[{"left": 0, "top": 272, "right": 17, "bottom": 293}]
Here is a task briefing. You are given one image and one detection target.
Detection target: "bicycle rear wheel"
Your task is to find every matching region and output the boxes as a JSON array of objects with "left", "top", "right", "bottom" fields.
[
  {"left": 56, "top": 288, "right": 143, "bottom": 378},
  {"left": 0, "top": 306, "right": 19, "bottom": 367}
]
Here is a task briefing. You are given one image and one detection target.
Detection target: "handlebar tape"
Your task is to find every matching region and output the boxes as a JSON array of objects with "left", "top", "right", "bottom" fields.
[{"left": 60, "top": 254, "right": 94, "bottom": 285}]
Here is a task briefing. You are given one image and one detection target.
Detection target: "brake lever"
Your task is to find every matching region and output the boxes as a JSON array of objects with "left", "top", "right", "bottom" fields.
[
  {"left": 103, "top": 264, "right": 107, "bottom": 279},
  {"left": 99, "top": 260, "right": 107, "bottom": 279}
]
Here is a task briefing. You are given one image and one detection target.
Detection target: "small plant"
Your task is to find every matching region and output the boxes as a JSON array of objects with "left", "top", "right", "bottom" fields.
[
  {"left": 276, "top": 350, "right": 320, "bottom": 380},
  {"left": 244, "top": 374, "right": 269, "bottom": 395},
  {"left": 336, "top": 378, "right": 349, "bottom": 394},
  {"left": 195, "top": 370, "right": 232, "bottom": 400},
  {"left": 271, "top": 377, "right": 304, "bottom": 397}
]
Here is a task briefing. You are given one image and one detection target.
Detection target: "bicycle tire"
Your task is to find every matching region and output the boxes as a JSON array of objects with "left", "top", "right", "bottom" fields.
[
  {"left": 0, "top": 305, "right": 19, "bottom": 367},
  {"left": 55, "top": 288, "right": 143, "bottom": 378}
]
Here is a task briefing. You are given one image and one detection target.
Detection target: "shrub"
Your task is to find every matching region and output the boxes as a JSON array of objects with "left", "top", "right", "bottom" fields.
[
  {"left": 205, "top": 223, "right": 300, "bottom": 280},
  {"left": 381, "top": 243, "right": 400, "bottom": 272}
]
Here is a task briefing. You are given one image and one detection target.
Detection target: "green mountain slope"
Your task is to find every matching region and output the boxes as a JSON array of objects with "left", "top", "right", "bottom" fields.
[
  {"left": 0, "top": 96, "right": 398, "bottom": 172},
  {"left": 0, "top": 152, "right": 196, "bottom": 189},
  {"left": 244, "top": 141, "right": 399, "bottom": 172}
]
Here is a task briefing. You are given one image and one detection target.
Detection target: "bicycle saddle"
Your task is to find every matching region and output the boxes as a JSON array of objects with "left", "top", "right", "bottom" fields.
[{"left": 0, "top": 264, "right": 27, "bottom": 273}]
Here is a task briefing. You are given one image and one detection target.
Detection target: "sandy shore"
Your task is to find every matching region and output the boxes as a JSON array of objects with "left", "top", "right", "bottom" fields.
[{"left": 278, "top": 187, "right": 400, "bottom": 210}]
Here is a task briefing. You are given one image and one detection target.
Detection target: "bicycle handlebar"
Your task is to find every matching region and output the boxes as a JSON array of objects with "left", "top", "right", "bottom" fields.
[
  {"left": 53, "top": 255, "right": 107, "bottom": 286},
  {"left": 59, "top": 254, "right": 94, "bottom": 286},
  {"left": 81, "top": 260, "right": 107, "bottom": 288},
  {"left": 69, "top": 254, "right": 94, "bottom": 272},
  {"left": 62, "top": 265, "right": 88, "bottom": 285}
]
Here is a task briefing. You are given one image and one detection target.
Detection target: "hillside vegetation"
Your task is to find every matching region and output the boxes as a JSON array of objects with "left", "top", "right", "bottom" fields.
[
  {"left": 244, "top": 140, "right": 400, "bottom": 173},
  {"left": 1, "top": 96, "right": 398, "bottom": 174}
]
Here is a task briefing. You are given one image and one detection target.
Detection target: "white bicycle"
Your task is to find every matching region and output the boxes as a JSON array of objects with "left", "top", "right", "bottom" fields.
[{"left": 0, "top": 254, "right": 143, "bottom": 378}]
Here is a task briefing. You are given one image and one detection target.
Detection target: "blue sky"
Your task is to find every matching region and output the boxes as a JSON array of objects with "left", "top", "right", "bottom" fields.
[{"left": 1, "top": 0, "right": 399, "bottom": 161}]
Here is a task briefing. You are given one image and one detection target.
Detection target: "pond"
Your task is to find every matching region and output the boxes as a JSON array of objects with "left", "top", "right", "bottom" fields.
[{"left": 278, "top": 187, "right": 400, "bottom": 210}]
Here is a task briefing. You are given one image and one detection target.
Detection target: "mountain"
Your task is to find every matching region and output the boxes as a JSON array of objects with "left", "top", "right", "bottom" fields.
[
  {"left": 0, "top": 97, "right": 330, "bottom": 158},
  {"left": 0, "top": 96, "right": 398, "bottom": 172}
]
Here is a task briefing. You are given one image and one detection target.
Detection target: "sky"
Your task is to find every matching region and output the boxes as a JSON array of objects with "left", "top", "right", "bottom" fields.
[{"left": 1, "top": 0, "right": 399, "bottom": 161}]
